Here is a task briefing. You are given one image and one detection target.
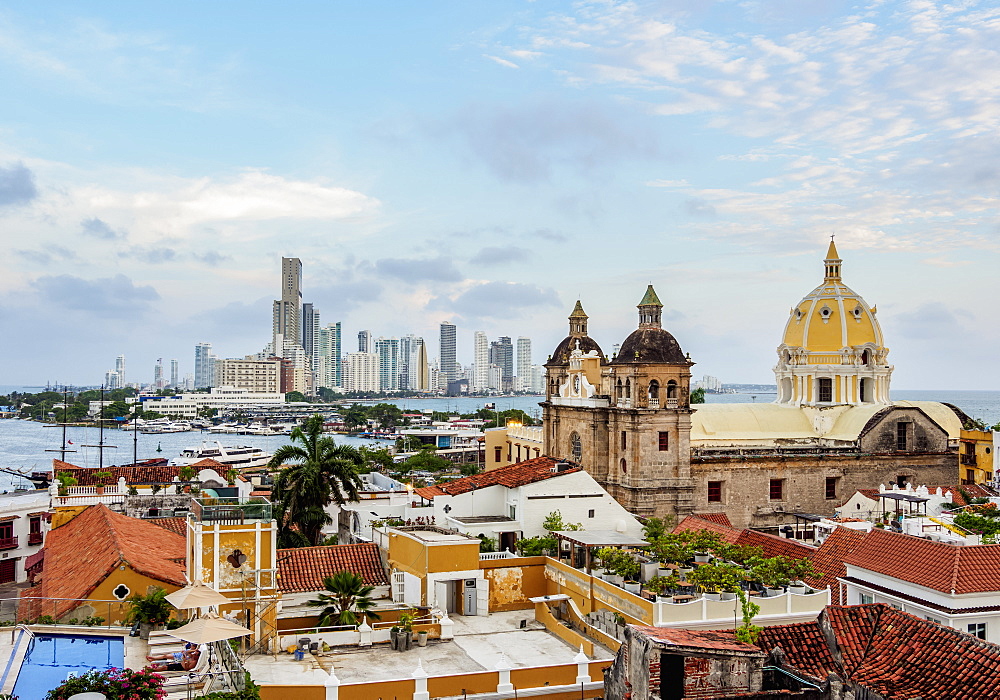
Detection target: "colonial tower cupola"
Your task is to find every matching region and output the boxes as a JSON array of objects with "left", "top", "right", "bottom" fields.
[
  {"left": 637, "top": 285, "right": 662, "bottom": 329},
  {"left": 568, "top": 300, "right": 589, "bottom": 336},
  {"left": 775, "top": 242, "right": 893, "bottom": 406}
]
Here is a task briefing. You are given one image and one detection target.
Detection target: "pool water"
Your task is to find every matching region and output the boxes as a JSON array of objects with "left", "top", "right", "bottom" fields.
[{"left": 11, "top": 634, "right": 125, "bottom": 700}]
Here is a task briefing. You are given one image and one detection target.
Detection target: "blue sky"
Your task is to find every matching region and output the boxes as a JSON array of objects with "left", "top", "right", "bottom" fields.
[{"left": 1, "top": 0, "right": 998, "bottom": 389}]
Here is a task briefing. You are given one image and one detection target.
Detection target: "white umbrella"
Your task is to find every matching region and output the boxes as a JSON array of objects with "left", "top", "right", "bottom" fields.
[
  {"left": 166, "top": 612, "right": 252, "bottom": 644},
  {"left": 166, "top": 582, "right": 231, "bottom": 610}
]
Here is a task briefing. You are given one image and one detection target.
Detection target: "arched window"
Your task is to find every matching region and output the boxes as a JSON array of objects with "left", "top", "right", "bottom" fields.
[
  {"left": 624, "top": 379, "right": 631, "bottom": 398},
  {"left": 648, "top": 380, "right": 659, "bottom": 400},
  {"left": 620, "top": 458, "right": 627, "bottom": 474},
  {"left": 666, "top": 380, "right": 678, "bottom": 398},
  {"left": 570, "top": 432, "right": 582, "bottom": 462},
  {"left": 615, "top": 379, "right": 623, "bottom": 401},
  {"left": 861, "top": 349, "right": 871, "bottom": 366}
]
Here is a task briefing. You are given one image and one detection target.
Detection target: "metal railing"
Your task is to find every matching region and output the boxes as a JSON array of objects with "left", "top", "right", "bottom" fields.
[
  {"left": 27, "top": 533, "right": 43, "bottom": 545},
  {"left": 190, "top": 496, "right": 272, "bottom": 523},
  {"left": 0, "top": 536, "right": 17, "bottom": 550}
]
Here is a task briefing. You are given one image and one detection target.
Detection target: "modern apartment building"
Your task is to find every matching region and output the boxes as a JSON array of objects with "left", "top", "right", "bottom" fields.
[
  {"left": 358, "top": 330, "right": 371, "bottom": 353},
  {"left": 170, "top": 359, "right": 179, "bottom": 388},
  {"left": 439, "top": 322, "right": 457, "bottom": 384},
  {"left": 490, "top": 336, "right": 513, "bottom": 391},
  {"left": 473, "top": 331, "right": 489, "bottom": 393},
  {"left": 302, "top": 303, "right": 319, "bottom": 360},
  {"left": 375, "top": 337, "right": 399, "bottom": 391},
  {"left": 272, "top": 257, "right": 302, "bottom": 353},
  {"left": 343, "top": 352, "right": 379, "bottom": 393},
  {"left": 316, "top": 322, "right": 342, "bottom": 389},
  {"left": 213, "top": 358, "right": 281, "bottom": 393},
  {"left": 194, "top": 342, "right": 215, "bottom": 389},
  {"left": 516, "top": 337, "right": 531, "bottom": 391}
]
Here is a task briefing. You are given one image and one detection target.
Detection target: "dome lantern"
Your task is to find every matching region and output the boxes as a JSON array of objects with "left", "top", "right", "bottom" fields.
[{"left": 637, "top": 285, "right": 662, "bottom": 329}]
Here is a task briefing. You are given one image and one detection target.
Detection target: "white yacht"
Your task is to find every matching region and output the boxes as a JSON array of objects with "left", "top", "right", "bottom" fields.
[{"left": 169, "top": 441, "right": 274, "bottom": 470}]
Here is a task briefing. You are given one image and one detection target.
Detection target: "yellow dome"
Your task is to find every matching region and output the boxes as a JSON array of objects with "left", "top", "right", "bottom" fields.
[{"left": 780, "top": 241, "right": 885, "bottom": 358}]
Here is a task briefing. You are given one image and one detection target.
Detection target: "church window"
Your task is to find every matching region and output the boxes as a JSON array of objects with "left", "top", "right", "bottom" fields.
[
  {"left": 658, "top": 432, "right": 669, "bottom": 451},
  {"left": 769, "top": 479, "right": 784, "bottom": 501},
  {"left": 571, "top": 433, "right": 582, "bottom": 462},
  {"left": 707, "top": 481, "right": 722, "bottom": 503},
  {"left": 625, "top": 379, "right": 631, "bottom": 398},
  {"left": 819, "top": 305, "right": 832, "bottom": 320},
  {"left": 666, "top": 380, "right": 678, "bottom": 399},
  {"left": 817, "top": 378, "right": 833, "bottom": 403},
  {"left": 616, "top": 379, "right": 623, "bottom": 401},
  {"left": 825, "top": 477, "right": 838, "bottom": 500},
  {"left": 648, "top": 380, "right": 659, "bottom": 400},
  {"left": 620, "top": 458, "right": 627, "bottom": 474},
  {"left": 896, "top": 422, "right": 909, "bottom": 451},
  {"left": 621, "top": 431, "right": 627, "bottom": 450},
  {"left": 853, "top": 304, "right": 863, "bottom": 319}
]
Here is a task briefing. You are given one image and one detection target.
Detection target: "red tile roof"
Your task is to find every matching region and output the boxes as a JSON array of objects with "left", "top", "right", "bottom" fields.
[
  {"left": 52, "top": 458, "right": 181, "bottom": 485},
  {"left": 759, "top": 604, "right": 1000, "bottom": 700},
  {"left": 21, "top": 504, "right": 186, "bottom": 620},
  {"left": 673, "top": 515, "right": 741, "bottom": 544},
  {"left": 843, "top": 527, "right": 1000, "bottom": 594},
  {"left": 805, "top": 527, "right": 869, "bottom": 604},
  {"left": 692, "top": 512, "right": 733, "bottom": 527},
  {"left": 414, "top": 456, "right": 580, "bottom": 499},
  {"left": 632, "top": 625, "right": 763, "bottom": 655},
  {"left": 149, "top": 517, "right": 188, "bottom": 537},
  {"left": 277, "top": 543, "right": 387, "bottom": 592},
  {"left": 735, "top": 530, "right": 816, "bottom": 560}
]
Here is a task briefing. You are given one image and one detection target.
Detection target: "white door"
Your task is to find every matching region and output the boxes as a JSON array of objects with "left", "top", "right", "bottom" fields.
[{"left": 434, "top": 580, "right": 452, "bottom": 613}]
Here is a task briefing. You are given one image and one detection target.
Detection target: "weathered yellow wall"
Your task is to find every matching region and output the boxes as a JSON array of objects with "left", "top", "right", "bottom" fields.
[
  {"left": 427, "top": 540, "right": 479, "bottom": 573},
  {"left": 66, "top": 565, "right": 181, "bottom": 625},
  {"left": 50, "top": 506, "right": 89, "bottom": 529},
  {"left": 960, "top": 429, "right": 995, "bottom": 484},
  {"left": 481, "top": 557, "right": 547, "bottom": 611},
  {"left": 260, "top": 686, "right": 324, "bottom": 700},
  {"left": 387, "top": 531, "right": 428, "bottom": 577}
]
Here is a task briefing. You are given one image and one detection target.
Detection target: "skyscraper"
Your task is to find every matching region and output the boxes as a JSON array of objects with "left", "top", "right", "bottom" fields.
[
  {"left": 375, "top": 337, "right": 400, "bottom": 391},
  {"left": 170, "top": 359, "right": 179, "bottom": 388},
  {"left": 440, "top": 322, "right": 457, "bottom": 382},
  {"left": 272, "top": 257, "right": 302, "bottom": 356},
  {"left": 317, "top": 322, "right": 342, "bottom": 389},
  {"left": 343, "top": 352, "right": 379, "bottom": 393},
  {"left": 115, "top": 355, "right": 125, "bottom": 388},
  {"left": 194, "top": 343, "right": 215, "bottom": 389},
  {"left": 154, "top": 358, "right": 164, "bottom": 389},
  {"left": 358, "top": 330, "right": 371, "bottom": 353},
  {"left": 490, "top": 336, "right": 514, "bottom": 391},
  {"left": 473, "top": 331, "right": 489, "bottom": 393},
  {"left": 302, "top": 303, "right": 319, "bottom": 358},
  {"left": 414, "top": 338, "right": 429, "bottom": 391},
  {"left": 516, "top": 337, "right": 531, "bottom": 391}
]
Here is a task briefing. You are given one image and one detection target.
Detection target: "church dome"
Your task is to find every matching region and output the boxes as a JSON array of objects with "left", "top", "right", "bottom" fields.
[
  {"left": 547, "top": 300, "right": 606, "bottom": 366},
  {"left": 612, "top": 285, "right": 689, "bottom": 365},
  {"left": 781, "top": 240, "right": 884, "bottom": 354}
]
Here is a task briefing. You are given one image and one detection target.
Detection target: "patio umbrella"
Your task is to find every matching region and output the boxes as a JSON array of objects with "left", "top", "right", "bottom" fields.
[
  {"left": 166, "top": 612, "right": 252, "bottom": 644},
  {"left": 166, "top": 582, "right": 231, "bottom": 610}
]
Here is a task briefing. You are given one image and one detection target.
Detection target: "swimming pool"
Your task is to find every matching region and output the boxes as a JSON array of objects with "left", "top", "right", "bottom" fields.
[{"left": 10, "top": 633, "right": 125, "bottom": 700}]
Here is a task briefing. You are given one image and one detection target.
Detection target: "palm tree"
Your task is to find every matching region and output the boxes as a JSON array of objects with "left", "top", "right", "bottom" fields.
[
  {"left": 308, "top": 571, "right": 381, "bottom": 626},
  {"left": 269, "top": 414, "right": 364, "bottom": 546}
]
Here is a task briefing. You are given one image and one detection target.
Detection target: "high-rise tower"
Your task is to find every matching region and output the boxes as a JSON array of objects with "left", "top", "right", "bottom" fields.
[
  {"left": 358, "top": 330, "right": 371, "bottom": 353},
  {"left": 170, "top": 359, "right": 179, "bottom": 388},
  {"left": 272, "top": 257, "right": 302, "bottom": 356},
  {"left": 194, "top": 343, "right": 215, "bottom": 389},
  {"left": 516, "top": 338, "right": 531, "bottom": 391},
  {"left": 473, "top": 331, "right": 489, "bottom": 393},
  {"left": 440, "top": 322, "right": 457, "bottom": 381}
]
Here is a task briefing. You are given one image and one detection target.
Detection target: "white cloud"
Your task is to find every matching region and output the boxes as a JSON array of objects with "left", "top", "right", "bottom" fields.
[{"left": 484, "top": 54, "right": 519, "bottom": 69}]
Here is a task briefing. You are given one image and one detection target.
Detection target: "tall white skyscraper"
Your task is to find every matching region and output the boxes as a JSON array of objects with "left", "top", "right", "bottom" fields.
[
  {"left": 272, "top": 257, "right": 302, "bottom": 356},
  {"left": 316, "top": 322, "right": 342, "bottom": 389},
  {"left": 153, "top": 358, "right": 164, "bottom": 389},
  {"left": 302, "top": 303, "right": 319, "bottom": 357},
  {"left": 170, "top": 359, "right": 179, "bottom": 388},
  {"left": 194, "top": 342, "right": 215, "bottom": 389},
  {"left": 343, "top": 352, "right": 379, "bottom": 393},
  {"left": 115, "top": 355, "right": 125, "bottom": 388},
  {"left": 375, "top": 337, "right": 399, "bottom": 391},
  {"left": 358, "top": 330, "right": 371, "bottom": 353},
  {"left": 516, "top": 337, "right": 531, "bottom": 391},
  {"left": 473, "top": 331, "right": 489, "bottom": 393}
]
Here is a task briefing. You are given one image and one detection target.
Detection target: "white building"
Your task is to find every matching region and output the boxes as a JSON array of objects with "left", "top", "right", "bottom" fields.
[
  {"left": 316, "top": 322, "right": 342, "bottom": 389},
  {"left": 516, "top": 337, "right": 532, "bottom": 391},
  {"left": 343, "top": 352, "right": 379, "bottom": 393},
  {"left": 841, "top": 527, "right": 1000, "bottom": 643},
  {"left": 0, "top": 490, "right": 50, "bottom": 584},
  {"left": 214, "top": 358, "right": 281, "bottom": 393},
  {"left": 139, "top": 387, "right": 286, "bottom": 418},
  {"left": 194, "top": 343, "right": 215, "bottom": 389},
  {"left": 473, "top": 331, "right": 489, "bottom": 393},
  {"left": 340, "top": 456, "right": 643, "bottom": 552}
]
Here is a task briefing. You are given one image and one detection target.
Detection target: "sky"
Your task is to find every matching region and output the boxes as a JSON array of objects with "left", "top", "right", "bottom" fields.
[{"left": 1, "top": 0, "right": 999, "bottom": 390}]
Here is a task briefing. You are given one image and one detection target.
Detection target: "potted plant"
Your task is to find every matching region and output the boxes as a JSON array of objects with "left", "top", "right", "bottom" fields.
[
  {"left": 689, "top": 561, "right": 742, "bottom": 601},
  {"left": 92, "top": 471, "right": 112, "bottom": 495},
  {"left": 395, "top": 612, "right": 415, "bottom": 651},
  {"left": 617, "top": 557, "right": 642, "bottom": 594},
  {"left": 178, "top": 465, "right": 197, "bottom": 493},
  {"left": 125, "top": 587, "right": 173, "bottom": 640},
  {"left": 226, "top": 468, "right": 238, "bottom": 486},
  {"left": 786, "top": 559, "right": 817, "bottom": 594},
  {"left": 56, "top": 471, "right": 77, "bottom": 497},
  {"left": 646, "top": 575, "right": 679, "bottom": 603}
]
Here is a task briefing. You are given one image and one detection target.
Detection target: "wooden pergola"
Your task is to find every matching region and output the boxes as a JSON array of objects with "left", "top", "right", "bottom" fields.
[{"left": 552, "top": 530, "right": 649, "bottom": 573}]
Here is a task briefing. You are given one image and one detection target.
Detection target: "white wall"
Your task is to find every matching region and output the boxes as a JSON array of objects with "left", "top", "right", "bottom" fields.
[{"left": 0, "top": 490, "right": 51, "bottom": 584}]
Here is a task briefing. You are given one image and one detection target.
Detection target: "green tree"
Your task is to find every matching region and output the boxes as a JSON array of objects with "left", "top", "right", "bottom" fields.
[
  {"left": 368, "top": 403, "right": 403, "bottom": 430},
  {"left": 308, "top": 571, "right": 382, "bottom": 626},
  {"left": 401, "top": 448, "right": 451, "bottom": 473},
  {"left": 285, "top": 391, "right": 308, "bottom": 403},
  {"left": 690, "top": 387, "right": 706, "bottom": 404},
  {"left": 483, "top": 408, "right": 537, "bottom": 429},
  {"left": 269, "top": 414, "right": 364, "bottom": 546},
  {"left": 342, "top": 406, "right": 369, "bottom": 431},
  {"left": 197, "top": 406, "right": 219, "bottom": 420},
  {"left": 359, "top": 445, "right": 394, "bottom": 472},
  {"left": 103, "top": 401, "right": 132, "bottom": 419}
]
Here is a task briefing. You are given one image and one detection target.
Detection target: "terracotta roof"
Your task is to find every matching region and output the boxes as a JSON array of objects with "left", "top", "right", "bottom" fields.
[
  {"left": 734, "top": 530, "right": 816, "bottom": 560},
  {"left": 756, "top": 620, "right": 838, "bottom": 682},
  {"left": 632, "top": 625, "right": 762, "bottom": 655},
  {"left": 52, "top": 458, "right": 181, "bottom": 485},
  {"left": 415, "top": 456, "right": 580, "bottom": 499},
  {"left": 21, "top": 504, "right": 186, "bottom": 620},
  {"left": 842, "top": 527, "right": 1000, "bottom": 594},
  {"left": 190, "top": 458, "right": 227, "bottom": 469},
  {"left": 805, "top": 527, "right": 869, "bottom": 604},
  {"left": 148, "top": 517, "right": 188, "bottom": 537},
  {"left": 673, "top": 515, "right": 741, "bottom": 544},
  {"left": 692, "top": 512, "right": 733, "bottom": 527},
  {"left": 277, "top": 543, "right": 387, "bottom": 592},
  {"left": 758, "top": 604, "right": 1000, "bottom": 699}
]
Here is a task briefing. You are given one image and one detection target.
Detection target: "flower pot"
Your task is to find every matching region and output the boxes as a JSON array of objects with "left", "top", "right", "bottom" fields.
[
  {"left": 417, "top": 631, "right": 428, "bottom": 647},
  {"left": 679, "top": 566, "right": 694, "bottom": 576},
  {"left": 139, "top": 622, "right": 152, "bottom": 640},
  {"left": 656, "top": 595, "right": 672, "bottom": 603},
  {"left": 764, "top": 587, "right": 783, "bottom": 597},
  {"left": 703, "top": 592, "right": 722, "bottom": 601},
  {"left": 624, "top": 581, "right": 641, "bottom": 595},
  {"left": 607, "top": 574, "right": 624, "bottom": 586},
  {"left": 694, "top": 553, "right": 710, "bottom": 563},
  {"left": 720, "top": 592, "right": 737, "bottom": 601},
  {"left": 657, "top": 567, "right": 671, "bottom": 578},
  {"left": 789, "top": 584, "right": 808, "bottom": 595},
  {"left": 96, "top": 486, "right": 105, "bottom": 496}
]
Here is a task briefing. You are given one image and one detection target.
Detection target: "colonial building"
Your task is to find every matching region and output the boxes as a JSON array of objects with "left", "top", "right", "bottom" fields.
[{"left": 543, "top": 244, "right": 964, "bottom": 528}]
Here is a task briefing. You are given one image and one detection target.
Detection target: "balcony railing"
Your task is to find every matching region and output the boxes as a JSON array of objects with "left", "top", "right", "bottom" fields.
[
  {"left": 666, "top": 397, "right": 679, "bottom": 408},
  {"left": 961, "top": 454, "right": 978, "bottom": 466},
  {"left": 0, "top": 536, "right": 18, "bottom": 550},
  {"left": 648, "top": 398, "right": 660, "bottom": 409},
  {"left": 191, "top": 496, "right": 272, "bottom": 524},
  {"left": 27, "top": 533, "right": 43, "bottom": 546}
]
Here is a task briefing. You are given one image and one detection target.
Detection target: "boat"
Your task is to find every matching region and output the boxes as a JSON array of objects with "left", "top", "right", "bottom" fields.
[
  {"left": 139, "top": 419, "right": 193, "bottom": 434},
  {"left": 169, "top": 441, "right": 274, "bottom": 470}
]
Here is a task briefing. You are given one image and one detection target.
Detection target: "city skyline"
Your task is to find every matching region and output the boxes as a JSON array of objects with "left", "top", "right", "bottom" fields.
[{"left": 1, "top": 2, "right": 998, "bottom": 389}]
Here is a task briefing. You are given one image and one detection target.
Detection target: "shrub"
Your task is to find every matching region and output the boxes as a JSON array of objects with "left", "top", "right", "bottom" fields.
[{"left": 44, "top": 667, "right": 166, "bottom": 700}]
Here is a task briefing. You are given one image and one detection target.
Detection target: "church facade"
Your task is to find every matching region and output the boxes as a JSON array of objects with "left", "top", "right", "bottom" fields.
[{"left": 542, "top": 244, "right": 963, "bottom": 529}]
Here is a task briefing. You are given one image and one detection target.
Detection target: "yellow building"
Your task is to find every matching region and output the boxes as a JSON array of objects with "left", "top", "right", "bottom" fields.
[
  {"left": 484, "top": 423, "right": 544, "bottom": 470},
  {"left": 959, "top": 429, "right": 994, "bottom": 484}
]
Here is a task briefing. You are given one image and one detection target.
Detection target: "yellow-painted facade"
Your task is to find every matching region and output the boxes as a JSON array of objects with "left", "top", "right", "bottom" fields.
[
  {"left": 960, "top": 429, "right": 995, "bottom": 484},
  {"left": 483, "top": 424, "right": 544, "bottom": 470}
]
